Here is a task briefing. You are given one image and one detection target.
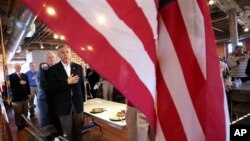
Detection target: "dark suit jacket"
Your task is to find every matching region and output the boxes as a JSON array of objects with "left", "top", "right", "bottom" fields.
[
  {"left": 86, "top": 68, "right": 100, "bottom": 86},
  {"left": 9, "top": 72, "right": 31, "bottom": 102},
  {"left": 47, "top": 62, "right": 85, "bottom": 116},
  {"left": 246, "top": 59, "right": 250, "bottom": 76}
]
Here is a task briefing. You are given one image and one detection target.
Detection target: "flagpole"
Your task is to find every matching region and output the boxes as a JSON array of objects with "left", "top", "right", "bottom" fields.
[{"left": 0, "top": 18, "right": 12, "bottom": 105}]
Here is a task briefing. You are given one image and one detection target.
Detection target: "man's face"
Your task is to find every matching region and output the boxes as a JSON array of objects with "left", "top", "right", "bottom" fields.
[
  {"left": 58, "top": 47, "right": 71, "bottom": 64},
  {"left": 235, "top": 47, "right": 243, "bottom": 55},
  {"left": 14, "top": 64, "right": 21, "bottom": 72},
  {"left": 30, "top": 63, "right": 36, "bottom": 71},
  {"left": 46, "top": 53, "right": 56, "bottom": 65}
]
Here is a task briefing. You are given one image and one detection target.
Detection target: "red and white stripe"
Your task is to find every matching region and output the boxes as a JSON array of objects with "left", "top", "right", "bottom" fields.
[
  {"left": 67, "top": 0, "right": 157, "bottom": 101},
  {"left": 157, "top": 0, "right": 229, "bottom": 141},
  {"left": 158, "top": 16, "right": 204, "bottom": 141}
]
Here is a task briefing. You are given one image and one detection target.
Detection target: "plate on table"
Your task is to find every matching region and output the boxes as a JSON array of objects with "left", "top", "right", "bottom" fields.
[
  {"left": 116, "top": 112, "right": 125, "bottom": 117},
  {"left": 90, "top": 108, "right": 104, "bottom": 114},
  {"left": 109, "top": 116, "right": 125, "bottom": 122}
]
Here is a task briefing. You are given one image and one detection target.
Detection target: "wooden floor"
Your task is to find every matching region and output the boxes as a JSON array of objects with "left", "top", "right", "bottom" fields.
[{"left": 6, "top": 105, "right": 129, "bottom": 141}]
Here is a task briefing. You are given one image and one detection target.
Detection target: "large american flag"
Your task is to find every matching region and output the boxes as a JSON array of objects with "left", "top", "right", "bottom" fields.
[{"left": 22, "top": 0, "right": 229, "bottom": 140}]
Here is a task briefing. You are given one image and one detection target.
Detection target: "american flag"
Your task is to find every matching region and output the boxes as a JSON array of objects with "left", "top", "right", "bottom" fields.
[
  {"left": 22, "top": 0, "right": 229, "bottom": 140},
  {"left": 157, "top": 0, "right": 229, "bottom": 141}
]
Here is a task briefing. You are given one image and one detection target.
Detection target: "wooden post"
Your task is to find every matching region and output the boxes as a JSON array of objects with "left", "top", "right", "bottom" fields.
[{"left": 228, "top": 9, "right": 238, "bottom": 51}]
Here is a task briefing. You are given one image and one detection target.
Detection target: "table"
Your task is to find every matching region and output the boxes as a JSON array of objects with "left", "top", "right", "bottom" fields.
[
  {"left": 231, "top": 81, "right": 250, "bottom": 92},
  {"left": 84, "top": 98, "right": 127, "bottom": 130}
]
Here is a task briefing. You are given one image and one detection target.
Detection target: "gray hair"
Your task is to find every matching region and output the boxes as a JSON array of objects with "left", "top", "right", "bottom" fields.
[
  {"left": 57, "top": 46, "right": 71, "bottom": 54},
  {"left": 45, "top": 51, "right": 56, "bottom": 58},
  {"left": 14, "top": 63, "right": 21, "bottom": 68}
]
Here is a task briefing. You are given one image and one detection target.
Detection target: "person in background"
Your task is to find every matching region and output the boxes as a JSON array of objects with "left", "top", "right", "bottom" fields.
[
  {"left": 86, "top": 68, "right": 100, "bottom": 98},
  {"left": 26, "top": 62, "right": 38, "bottom": 118},
  {"left": 220, "top": 60, "right": 232, "bottom": 91},
  {"left": 36, "top": 62, "right": 58, "bottom": 140},
  {"left": 9, "top": 63, "right": 31, "bottom": 131},
  {"left": 245, "top": 57, "right": 250, "bottom": 77},
  {"left": 0, "top": 81, "right": 7, "bottom": 101},
  {"left": 126, "top": 101, "right": 155, "bottom": 141},
  {"left": 36, "top": 62, "right": 50, "bottom": 127},
  {"left": 102, "top": 79, "right": 113, "bottom": 101},
  {"left": 227, "top": 45, "right": 250, "bottom": 82},
  {"left": 47, "top": 46, "right": 84, "bottom": 141},
  {"left": 36, "top": 51, "right": 63, "bottom": 136},
  {"left": 220, "top": 60, "right": 232, "bottom": 121}
]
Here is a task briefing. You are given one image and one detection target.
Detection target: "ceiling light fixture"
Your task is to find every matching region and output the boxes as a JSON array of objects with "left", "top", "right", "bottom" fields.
[
  {"left": 55, "top": 44, "right": 59, "bottom": 49},
  {"left": 96, "top": 14, "right": 106, "bottom": 25},
  {"left": 87, "top": 45, "right": 93, "bottom": 51},
  {"left": 39, "top": 43, "right": 45, "bottom": 49},
  {"left": 46, "top": 7, "right": 56, "bottom": 16},
  {"left": 60, "top": 35, "right": 65, "bottom": 40},
  {"left": 81, "top": 47, "right": 86, "bottom": 51},
  {"left": 54, "top": 34, "right": 59, "bottom": 39},
  {"left": 244, "top": 27, "right": 249, "bottom": 32},
  {"left": 209, "top": 0, "right": 216, "bottom": 5}
]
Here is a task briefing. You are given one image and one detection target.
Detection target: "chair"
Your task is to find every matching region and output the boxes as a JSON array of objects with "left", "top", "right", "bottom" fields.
[
  {"left": 230, "top": 91, "right": 250, "bottom": 121},
  {"left": 21, "top": 114, "right": 58, "bottom": 141}
]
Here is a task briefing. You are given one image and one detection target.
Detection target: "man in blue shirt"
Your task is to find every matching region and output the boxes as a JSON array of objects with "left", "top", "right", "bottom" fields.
[{"left": 26, "top": 62, "right": 38, "bottom": 118}]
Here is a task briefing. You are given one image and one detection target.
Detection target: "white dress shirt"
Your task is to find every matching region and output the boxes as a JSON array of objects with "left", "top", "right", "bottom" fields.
[
  {"left": 62, "top": 62, "right": 73, "bottom": 96},
  {"left": 16, "top": 72, "right": 21, "bottom": 79},
  {"left": 62, "top": 62, "right": 71, "bottom": 77}
]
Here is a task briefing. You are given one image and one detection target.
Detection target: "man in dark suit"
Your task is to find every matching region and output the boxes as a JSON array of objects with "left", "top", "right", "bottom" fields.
[
  {"left": 86, "top": 68, "right": 100, "bottom": 98},
  {"left": 47, "top": 46, "right": 84, "bottom": 141},
  {"left": 9, "top": 63, "right": 31, "bottom": 131}
]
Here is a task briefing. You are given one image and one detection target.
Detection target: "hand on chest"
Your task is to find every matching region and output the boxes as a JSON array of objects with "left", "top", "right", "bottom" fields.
[{"left": 17, "top": 74, "right": 27, "bottom": 85}]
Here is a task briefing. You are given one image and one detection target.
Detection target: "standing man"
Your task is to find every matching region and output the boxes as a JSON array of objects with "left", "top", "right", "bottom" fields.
[
  {"left": 228, "top": 45, "right": 250, "bottom": 82},
  {"left": 36, "top": 52, "right": 57, "bottom": 127},
  {"left": 26, "top": 62, "right": 38, "bottom": 118},
  {"left": 102, "top": 79, "right": 113, "bottom": 101},
  {"left": 86, "top": 68, "right": 100, "bottom": 98},
  {"left": 47, "top": 46, "right": 84, "bottom": 141},
  {"left": 9, "top": 63, "right": 31, "bottom": 131}
]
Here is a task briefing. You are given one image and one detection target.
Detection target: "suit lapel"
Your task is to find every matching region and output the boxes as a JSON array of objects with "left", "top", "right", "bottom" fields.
[
  {"left": 71, "top": 63, "right": 76, "bottom": 76},
  {"left": 16, "top": 73, "right": 21, "bottom": 80}
]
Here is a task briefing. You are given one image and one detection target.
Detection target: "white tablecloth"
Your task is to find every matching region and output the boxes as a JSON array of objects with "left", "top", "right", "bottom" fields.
[{"left": 84, "top": 98, "right": 127, "bottom": 130}]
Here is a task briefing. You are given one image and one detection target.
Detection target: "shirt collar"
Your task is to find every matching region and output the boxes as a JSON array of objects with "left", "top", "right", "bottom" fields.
[
  {"left": 30, "top": 70, "right": 36, "bottom": 73},
  {"left": 16, "top": 72, "right": 21, "bottom": 77},
  {"left": 61, "top": 61, "right": 70, "bottom": 67}
]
